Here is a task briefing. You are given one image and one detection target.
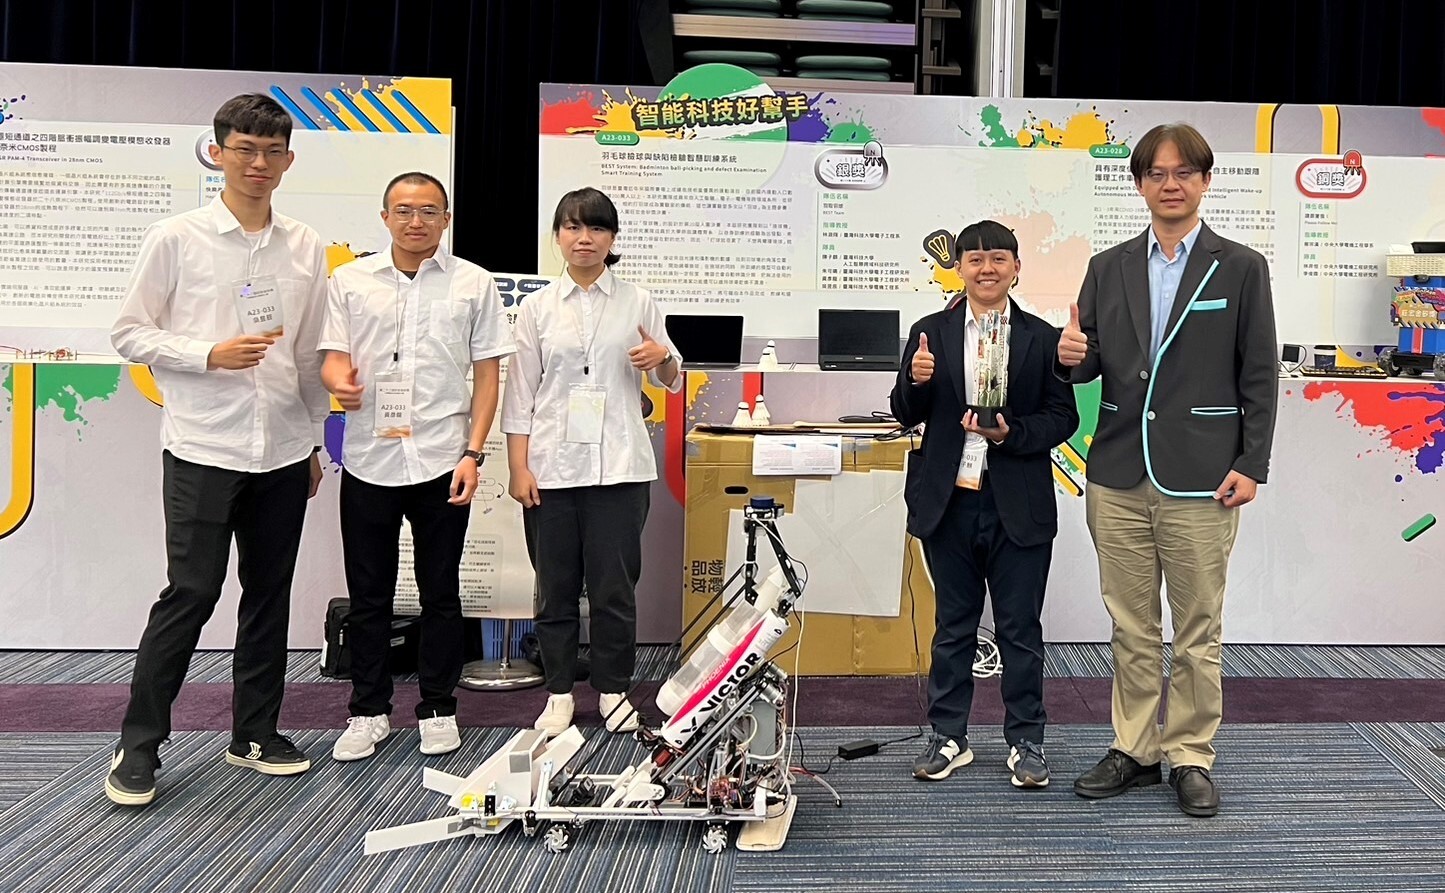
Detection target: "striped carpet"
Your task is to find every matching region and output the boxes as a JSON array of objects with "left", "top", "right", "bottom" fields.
[
  {"left": 5, "top": 643, "right": 1445, "bottom": 685},
  {"left": 3, "top": 724, "right": 1445, "bottom": 892}
]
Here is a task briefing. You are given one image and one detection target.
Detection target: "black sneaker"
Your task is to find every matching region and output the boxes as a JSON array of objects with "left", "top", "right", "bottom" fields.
[
  {"left": 1008, "top": 740, "right": 1050, "bottom": 788},
  {"left": 1073, "top": 748, "right": 1162, "bottom": 799},
  {"left": 104, "top": 746, "right": 159, "bottom": 806},
  {"left": 225, "top": 734, "right": 311, "bottom": 776},
  {"left": 912, "top": 733, "right": 974, "bottom": 780}
]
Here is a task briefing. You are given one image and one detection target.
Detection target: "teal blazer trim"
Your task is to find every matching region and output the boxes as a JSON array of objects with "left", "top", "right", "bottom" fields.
[
  {"left": 1190, "top": 406, "right": 1240, "bottom": 416},
  {"left": 1142, "top": 259, "right": 1221, "bottom": 498}
]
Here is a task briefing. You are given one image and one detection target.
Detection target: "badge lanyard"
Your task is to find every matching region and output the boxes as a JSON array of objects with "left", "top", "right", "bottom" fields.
[
  {"left": 565, "top": 281, "right": 609, "bottom": 443},
  {"left": 568, "top": 284, "right": 611, "bottom": 376},
  {"left": 373, "top": 270, "right": 414, "bottom": 438},
  {"left": 233, "top": 232, "right": 283, "bottom": 338}
]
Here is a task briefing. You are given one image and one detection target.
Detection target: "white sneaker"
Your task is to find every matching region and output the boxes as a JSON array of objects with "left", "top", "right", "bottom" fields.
[
  {"left": 599, "top": 692, "right": 640, "bottom": 733},
  {"left": 534, "top": 693, "right": 575, "bottom": 738},
  {"left": 332, "top": 715, "right": 391, "bottom": 762},
  {"left": 419, "top": 715, "right": 461, "bottom": 756}
]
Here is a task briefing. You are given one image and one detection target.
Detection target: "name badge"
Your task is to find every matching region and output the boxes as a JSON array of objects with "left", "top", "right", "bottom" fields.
[
  {"left": 373, "top": 372, "right": 414, "bottom": 438},
  {"left": 566, "top": 384, "right": 607, "bottom": 444},
  {"left": 955, "top": 434, "right": 986, "bottom": 490},
  {"left": 232, "top": 275, "right": 284, "bottom": 338}
]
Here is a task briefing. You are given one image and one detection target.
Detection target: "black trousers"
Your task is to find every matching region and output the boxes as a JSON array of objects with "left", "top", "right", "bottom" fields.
[
  {"left": 340, "top": 471, "right": 470, "bottom": 719},
  {"left": 523, "top": 482, "right": 649, "bottom": 695},
  {"left": 120, "top": 451, "right": 310, "bottom": 754},
  {"left": 920, "top": 480, "right": 1051, "bottom": 746}
]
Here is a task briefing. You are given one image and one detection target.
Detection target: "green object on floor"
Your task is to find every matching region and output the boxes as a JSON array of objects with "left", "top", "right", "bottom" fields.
[
  {"left": 796, "top": 0, "right": 893, "bottom": 15},
  {"left": 687, "top": 7, "right": 783, "bottom": 16},
  {"left": 794, "top": 54, "right": 892, "bottom": 71},
  {"left": 683, "top": 49, "right": 784, "bottom": 66},
  {"left": 795, "top": 69, "right": 893, "bottom": 82},
  {"left": 684, "top": 0, "right": 782, "bottom": 9}
]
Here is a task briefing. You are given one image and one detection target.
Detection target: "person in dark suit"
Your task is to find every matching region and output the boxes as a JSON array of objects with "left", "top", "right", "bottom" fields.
[
  {"left": 891, "top": 220, "right": 1079, "bottom": 788},
  {"left": 1056, "top": 123, "right": 1278, "bottom": 817}
]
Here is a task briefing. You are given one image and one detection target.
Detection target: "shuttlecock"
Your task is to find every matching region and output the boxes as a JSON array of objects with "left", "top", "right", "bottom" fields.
[
  {"left": 757, "top": 340, "right": 779, "bottom": 371},
  {"left": 750, "top": 395, "right": 771, "bottom": 426},
  {"left": 732, "top": 401, "right": 752, "bottom": 426}
]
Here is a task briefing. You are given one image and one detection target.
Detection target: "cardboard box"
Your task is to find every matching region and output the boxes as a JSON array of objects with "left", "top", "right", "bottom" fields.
[{"left": 683, "top": 430, "right": 935, "bottom": 675}]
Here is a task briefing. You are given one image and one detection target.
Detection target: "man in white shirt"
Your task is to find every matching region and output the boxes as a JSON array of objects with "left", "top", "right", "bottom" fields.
[
  {"left": 320, "top": 172, "right": 514, "bottom": 762},
  {"left": 106, "top": 94, "right": 331, "bottom": 807}
]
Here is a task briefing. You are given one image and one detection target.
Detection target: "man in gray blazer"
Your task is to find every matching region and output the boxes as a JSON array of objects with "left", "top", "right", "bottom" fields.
[{"left": 1056, "top": 122, "right": 1278, "bottom": 817}]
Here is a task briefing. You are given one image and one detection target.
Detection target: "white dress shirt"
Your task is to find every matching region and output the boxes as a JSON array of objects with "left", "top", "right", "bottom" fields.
[
  {"left": 319, "top": 245, "right": 515, "bottom": 487},
  {"left": 501, "top": 268, "right": 683, "bottom": 489},
  {"left": 111, "top": 196, "right": 331, "bottom": 473}
]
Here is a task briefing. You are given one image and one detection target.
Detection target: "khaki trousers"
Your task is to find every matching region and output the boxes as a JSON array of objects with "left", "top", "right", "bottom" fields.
[{"left": 1085, "top": 479, "right": 1240, "bottom": 769}]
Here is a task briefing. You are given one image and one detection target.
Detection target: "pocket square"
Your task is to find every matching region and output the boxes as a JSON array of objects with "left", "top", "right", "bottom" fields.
[{"left": 1193, "top": 298, "right": 1228, "bottom": 312}]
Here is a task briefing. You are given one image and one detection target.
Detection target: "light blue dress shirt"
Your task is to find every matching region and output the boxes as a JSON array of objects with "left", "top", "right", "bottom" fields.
[{"left": 1147, "top": 220, "right": 1203, "bottom": 360}]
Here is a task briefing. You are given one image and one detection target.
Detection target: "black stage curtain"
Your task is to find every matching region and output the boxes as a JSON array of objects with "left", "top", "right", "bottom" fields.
[
  {"left": 0, "top": 0, "right": 674, "bottom": 272},
  {"left": 1055, "top": 0, "right": 1445, "bottom": 107}
]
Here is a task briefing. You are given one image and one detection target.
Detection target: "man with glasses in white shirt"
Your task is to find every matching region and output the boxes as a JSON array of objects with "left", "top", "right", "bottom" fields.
[
  {"left": 321, "top": 172, "right": 514, "bottom": 762},
  {"left": 106, "top": 94, "right": 331, "bottom": 806},
  {"left": 1056, "top": 123, "right": 1278, "bottom": 817}
]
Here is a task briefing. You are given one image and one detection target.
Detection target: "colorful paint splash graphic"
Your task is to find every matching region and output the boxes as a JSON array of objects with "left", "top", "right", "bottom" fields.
[
  {"left": 541, "top": 88, "right": 676, "bottom": 139},
  {"left": 1302, "top": 381, "right": 1445, "bottom": 474},
  {"left": 1423, "top": 108, "right": 1445, "bottom": 144},
  {"left": 1, "top": 365, "right": 121, "bottom": 431},
  {"left": 972, "top": 104, "right": 1121, "bottom": 150},
  {"left": 0, "top": 93, "right": 25, "bottom": 126}
]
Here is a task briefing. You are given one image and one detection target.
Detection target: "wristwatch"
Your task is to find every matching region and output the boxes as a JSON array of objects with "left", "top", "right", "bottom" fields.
[{"left": 461, "top": 449, "right": 483, "bottom": 464}]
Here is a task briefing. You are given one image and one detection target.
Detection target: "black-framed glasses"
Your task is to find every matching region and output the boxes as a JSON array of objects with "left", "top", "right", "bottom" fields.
[
  {"left": 1143, "top": 167, "right": 1201, "bottom": 184},
  {"left": 221, "top": 144, "right": 289, "bottom": 163},
  {"left": 390, "top": 206, "right": 447, "bottom": 223}
]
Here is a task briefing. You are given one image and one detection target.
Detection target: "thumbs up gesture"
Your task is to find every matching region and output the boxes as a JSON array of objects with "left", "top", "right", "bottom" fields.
[
  {"left": 910, "top": 332, "right": 935, "bottom": 385},
  {"left": 1058, "top": 302, "right": 1088, "bottom": 367},
  {"left": 331, "top": 366, "right": 364, "bottom": 411},
  {"left": 629, "top": 324, "right": 670, "bottom": 371}
]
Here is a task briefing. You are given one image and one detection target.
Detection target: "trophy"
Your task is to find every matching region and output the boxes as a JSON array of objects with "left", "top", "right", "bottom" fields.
[{"left": 969, "top": 310, "right": 1009, "bottom": 427}]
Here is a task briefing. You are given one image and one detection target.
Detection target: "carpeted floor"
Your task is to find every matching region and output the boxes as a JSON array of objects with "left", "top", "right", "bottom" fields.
[
  {"left": 3, "top": 723, "right": 1445, "bottom": 892},
  {"left": 5, "top": 646, "right": 1445, "bottom": 891}
]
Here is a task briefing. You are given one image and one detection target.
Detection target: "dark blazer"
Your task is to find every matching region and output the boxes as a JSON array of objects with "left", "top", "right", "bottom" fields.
[
  {"left": 1054, "top": 222, "right": 1278, "bottom": 494},
  {"left": 891, "top": 298, "right": 1080, "bottom": 547}
]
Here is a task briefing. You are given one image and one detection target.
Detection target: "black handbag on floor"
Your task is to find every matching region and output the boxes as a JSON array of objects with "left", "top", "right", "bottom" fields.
[
  {"left": 320, "top": 599, "right": 421, "bottom": 679},
  {"left": 320, "top": 598, "right": 352, "bottom": 679}
]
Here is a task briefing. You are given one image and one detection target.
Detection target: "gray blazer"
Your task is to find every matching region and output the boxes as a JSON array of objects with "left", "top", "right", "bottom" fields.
[{"left": 1055, "top": 223, "right": 1278, "bottom": 494}]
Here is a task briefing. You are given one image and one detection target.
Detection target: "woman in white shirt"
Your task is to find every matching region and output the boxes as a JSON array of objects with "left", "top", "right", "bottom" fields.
[{"left": 501, "top": 187, "right": 682, "bottom": 736}]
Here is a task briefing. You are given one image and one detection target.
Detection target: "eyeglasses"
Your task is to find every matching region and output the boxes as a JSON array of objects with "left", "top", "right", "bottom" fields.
[
  {"left": 1143, "top": 167, "right": 1201, "bottom": 184},
  {"left": 390, "top": 206, "right": 446, "bottom": 223},
  {"left": 222, "top": 144, "right": 289, "bottom": 163}
]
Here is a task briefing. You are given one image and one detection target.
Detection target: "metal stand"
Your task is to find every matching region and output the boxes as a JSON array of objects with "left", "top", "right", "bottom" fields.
[{"left": 458, "top": 618, "right": 544, "bottom": 691}]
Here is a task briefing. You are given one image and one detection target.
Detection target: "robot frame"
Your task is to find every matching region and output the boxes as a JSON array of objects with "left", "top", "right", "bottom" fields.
[{"left": 363, "top": 496, "right": 839, "bottom": 857}]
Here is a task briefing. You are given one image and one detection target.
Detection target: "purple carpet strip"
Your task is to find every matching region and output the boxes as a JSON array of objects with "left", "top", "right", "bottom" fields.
[{"left": 4, "top": 677, "right": 1445, "bottom": 732}]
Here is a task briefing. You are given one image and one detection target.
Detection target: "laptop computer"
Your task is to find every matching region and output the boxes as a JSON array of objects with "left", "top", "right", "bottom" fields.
[
  {"left": 665, "top": 314, "right": 745, "bottom": 370},
  {"left": 818, "top": 308, "right": 901, "bottom": 371}
]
